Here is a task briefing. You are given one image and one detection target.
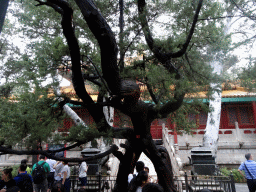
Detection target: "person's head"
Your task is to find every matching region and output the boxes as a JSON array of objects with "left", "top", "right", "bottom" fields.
[
  {"left": 135, "top": 161, "right": 145, "bottom": 172},
  {"left": 6, "top": 186, "right": 20, "bottom": 192},
  {"left": 2, "top": 168, "right": 13, "bottom": 181},
  {"left": 19, "top": 163, "right": 27, "bottom": 172},
  {"left": 199, "top": 189, "right": 211, "bottom": 192},
  {"left": 63, "top": 160, "right": 68, "bottom": 165},
  {"left": 51, "top": 182, "right": 65, "bottom": 192},
  {"left": 144, "top": 167, "right": 149, "bottom": 174},
  {"left": 21, "top": 159, "right": 28, "bottom": 165},
  {"left": 142, "top": 183, "right": 164, "bottom": 192},
  {"left": 245, "top": 153, "right": 252, "bottom": 160},
  {"left": 39, "top": 155, "right": 46, "bottom": 160},
  {"left": 136, "top": 171, "right": 148, "bottom": 187},
  {"left": 78, "top": 188, "right": 86, "bottom": 192}
]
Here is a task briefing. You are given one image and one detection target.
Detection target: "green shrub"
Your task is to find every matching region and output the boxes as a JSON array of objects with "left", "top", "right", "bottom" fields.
[
  {"left": 220, "top": 167, "right": 246, "bottom": 183},
  {"left": 0, "top": 165, "right": 20, "bottom": 179},
  {"left": 11, "top": 165, "right": 20, "bottom": 178}
]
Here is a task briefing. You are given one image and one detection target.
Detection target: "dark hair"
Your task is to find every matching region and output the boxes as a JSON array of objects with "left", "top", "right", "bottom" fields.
[
  {"left": 245, "top": 153, "right": 251, "bottom": 160},
  {"left": 142, "top": 183, "right": 164, "bottom": 192},
  {"left": 39, "top": 155, "right": 46, "bottom": 160},
  {"left": 135, "top": 161, "right": 145, "bottom": 172},
  {"left": 21, "top": 159, "right": 28, "bottom": 164},
  {"left": 78, "top": 189, "right": 86, "bottom": 192},
  {"left": 20, "top": 163, "right": 27, "bottom": 172},
  {"left": 3, "top": 168, "right": 13, "bottom": 180},
  {"left": 135, "top": 171, "right": 148, "bottom": 187},
  {"left": 51, "top": 182, "right": 65, "bottom": 192},
  {"left": 199, "top": 189, "right": 211, "bottom": 192},
  {"left": 63, "top": 160, "right": 68, "bottom": 165},
  {"left": 6, "top": 186, "right": 20, "bottom": 192},
  {"left": 144, "top": 167, "right": 149, "bottom": 172}
]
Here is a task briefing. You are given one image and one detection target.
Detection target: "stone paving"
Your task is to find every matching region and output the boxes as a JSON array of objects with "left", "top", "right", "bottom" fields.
[{"left": 235, "top": 183, "right": 249, "bottom": 192}]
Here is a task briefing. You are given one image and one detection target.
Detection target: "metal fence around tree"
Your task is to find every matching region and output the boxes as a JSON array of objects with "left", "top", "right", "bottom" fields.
[{"left": 69, "top": 173, "right": 236, "bottom": 192}]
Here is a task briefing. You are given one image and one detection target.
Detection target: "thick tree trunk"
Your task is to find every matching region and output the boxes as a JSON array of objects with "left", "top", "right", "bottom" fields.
[
  {"left": 142, "top": 135, "right": 177, "bottom": 192},
  {"left": 113, "top": 141, "right": 142, "bottom": 192},
  {"left": 113, "top": 111, "right": 177, "bottom": 192},
  {"left": 203, "top": 80, "right": 222, "bottom": 154},
  {"left": 203, "top": 14, "right": 232, "bottom": 155}
]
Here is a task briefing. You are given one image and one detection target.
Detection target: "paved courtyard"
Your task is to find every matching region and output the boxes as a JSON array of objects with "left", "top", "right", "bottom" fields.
[{"left": 235, "top": 183, "right": 249, "bottom": 192}]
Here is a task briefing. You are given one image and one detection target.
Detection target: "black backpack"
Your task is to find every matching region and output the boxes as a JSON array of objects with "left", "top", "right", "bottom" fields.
[
  {"left": 18, "top": 174, "right": 33, "bottom": 192},
  {"left": 32, "top": 162, "right": 46, "bottom": 184}
]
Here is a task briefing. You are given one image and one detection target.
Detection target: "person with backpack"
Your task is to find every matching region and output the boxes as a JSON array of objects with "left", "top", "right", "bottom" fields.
[
  {"left": 14, "top": 164, "right": 33, "bottom": 192},
  {"left": 32, "top": 155, "right": 50, "bottom": 192}
]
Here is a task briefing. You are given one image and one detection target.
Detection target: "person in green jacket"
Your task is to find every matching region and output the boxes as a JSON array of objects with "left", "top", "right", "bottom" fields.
[{"left": 32, "top": 155, "right": 50, "bottom": 192}]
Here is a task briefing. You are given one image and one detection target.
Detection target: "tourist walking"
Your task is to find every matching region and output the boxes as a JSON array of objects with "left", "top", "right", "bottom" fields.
[
  {"left": 60, "top": 161, "right": 70, "bottom": 192},
  {"left": 32, "top": 155, "right": 50, "bottom": 192},
  {"left": 53, "top": 161, "right": 63, "bottom": 183},
  {"left": 142, "top": 183, "right": 164, "bottom": 192},
  {"left": 78, "top": 156, "right": 88, "bottom": 189},
  {"left": 238, "top": 153, "right": 256, "bottom": 192},
  {"left": 128, "top": 161, "right": 145, "bottom": 183},
  {"left": 20, "top": 159, "right": 32, "bottom": 174},
  {"left": 46, "top": 158, "right": 57, "bottom": 192},
  {"left": 14, "top": 164, "right": 33, "bottom": 192},
  {"left": 128, "top": 171, "right": 148, "bottom": 192},
  {"left": 51, "top": 182, "right": 65, "bottom": 192},
  {"left": 0, "top": 168, "right": 19, "bottom": 191}
]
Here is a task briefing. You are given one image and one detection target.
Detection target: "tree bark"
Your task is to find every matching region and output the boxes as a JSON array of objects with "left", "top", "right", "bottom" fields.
[
  {"left": 74, "top": 0, "right": 121, "bottom": 95},
  {"left": 203, "top": 11, "right": 232, "bottom": 154}
]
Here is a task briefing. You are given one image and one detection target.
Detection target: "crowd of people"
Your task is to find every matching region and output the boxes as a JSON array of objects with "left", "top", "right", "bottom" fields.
[
  {"left": 0, "top": 157, "right": 200, "bottom": 192},
  {"left": 0, "top": 155, "right": 88, "bottom": 192},
  {"left": 127, "top": 161, "right": 164, "bottom": 192}
]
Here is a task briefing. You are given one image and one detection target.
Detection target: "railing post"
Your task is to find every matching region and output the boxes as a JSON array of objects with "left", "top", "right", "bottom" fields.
[
  {"left": 99, "top": 171, "right": 102, "bottom": 192},
  {"left": 185, "top": 171, "right": 189, "bottom": 192},
  {"left": 230, "top": 172, "right": 236, "bottom": 192}
]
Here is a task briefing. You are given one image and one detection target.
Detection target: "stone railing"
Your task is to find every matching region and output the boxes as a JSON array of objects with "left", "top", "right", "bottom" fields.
[
  {"left": 168, "top": 122, "right": 256, "bottom": 149},
  {"left": 162, "top": 124, "right": 183, "bottom": 176}
]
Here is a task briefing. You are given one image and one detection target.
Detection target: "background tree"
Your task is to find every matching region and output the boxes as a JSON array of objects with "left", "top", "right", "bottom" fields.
[{"left": 0, "top": 0, "right": 234, "bottom": 191}]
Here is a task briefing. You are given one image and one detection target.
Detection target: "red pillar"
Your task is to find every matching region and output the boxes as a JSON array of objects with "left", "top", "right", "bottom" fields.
[
  {"left": 173, "top": 123, "right": 178, "bottom": 144},
  {"left": 252, "top": 102, "right": 256, "bottom": 127}
]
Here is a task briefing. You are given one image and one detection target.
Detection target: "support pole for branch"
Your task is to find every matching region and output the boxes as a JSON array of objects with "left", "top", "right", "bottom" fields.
[{"left": 0, "top": 0, "right": 9, "bottom": 35}]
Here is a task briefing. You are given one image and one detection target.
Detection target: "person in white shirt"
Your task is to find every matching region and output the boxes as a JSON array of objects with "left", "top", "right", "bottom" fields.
[
  {"left": 46, "top": 158, "right": 57, "bottom": 192},
  {"left": 79, "top": 157, "right": 88, "bottom": 189},
  {"left": 60, "top": 161, "right": 70, "bottom": 192},
  {"left": 53, "top": 161, "right": 63, "bottom": 182}
]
